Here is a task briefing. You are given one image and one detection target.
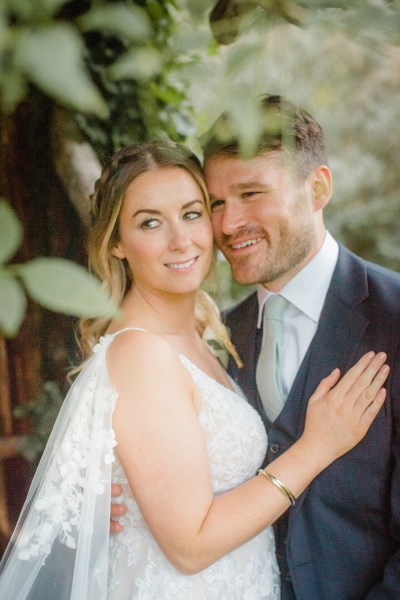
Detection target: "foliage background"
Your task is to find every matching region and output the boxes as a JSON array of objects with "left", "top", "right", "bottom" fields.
[
  {"left": 2, "top": 0, "right": 400, "bottom": 310},
  {"left": 1, "top": 0, "right": 400, "bottom": 552}
]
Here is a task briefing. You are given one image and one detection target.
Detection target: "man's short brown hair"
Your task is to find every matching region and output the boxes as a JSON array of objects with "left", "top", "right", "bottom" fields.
[{"left": 203, "top": 95, "right": 328, "bottom": 180}]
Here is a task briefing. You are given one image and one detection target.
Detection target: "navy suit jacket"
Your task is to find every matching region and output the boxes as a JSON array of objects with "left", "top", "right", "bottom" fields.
[{"left": 224, "top": 244, "right": 400, "bottom": 599}]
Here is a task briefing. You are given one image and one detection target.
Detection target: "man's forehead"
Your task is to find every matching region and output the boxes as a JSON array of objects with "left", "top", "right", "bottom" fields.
[
  {"left": 204, "top": 149, "right": 283, "bottom": 170},
  {"left": 204, "top": 150, "right": 284, "bottom": 186}
]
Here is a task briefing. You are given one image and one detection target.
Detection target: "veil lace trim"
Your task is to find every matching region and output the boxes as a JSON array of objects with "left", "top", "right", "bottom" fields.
[{"left": 0, "top": 333, "right": 126, "bottom": 600}]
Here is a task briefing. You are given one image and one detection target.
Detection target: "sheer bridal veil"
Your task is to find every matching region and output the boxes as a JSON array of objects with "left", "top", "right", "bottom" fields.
[{"left": 0, "top": 335, "right": 118, "bottom": 600}]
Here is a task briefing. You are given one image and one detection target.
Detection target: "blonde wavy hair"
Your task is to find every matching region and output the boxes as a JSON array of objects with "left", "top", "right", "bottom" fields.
[{"left": 77, "top": 141, "right": 241, "bottom": 368}]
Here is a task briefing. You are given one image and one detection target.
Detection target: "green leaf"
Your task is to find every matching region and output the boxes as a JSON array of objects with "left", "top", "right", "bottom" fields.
[
  {"left": 78, "top": 3, "right": 153, "bottom": 42},
  {"left": 6, "top": 0, "right": 68, "bottom": 20},
  {"left": 17, "top": 257, "right": 119, "bottom": 318},
  {"left": 110, "top": 47, "right": 162, "bottom": 81},
  {"left": 149, "top": 82, "right": 185, "bottom": 104},
  {"left": 0, "top": 200, "right": 23, "bottom": 264},
  {"left": 202, "top": 327, "right": 229, "bottom": 368},
  {"left": 225, "top": 43, "right": 265, "bottom": 79},
  {"left": 228, "top": 91, "right": 263, "bottom": 158},
  {"left": 0, "top": 271, "right": 27, "bottom": 337},
  {"left": 170, "top": 30, "right": 212, "bottom": 53},
  {"left": 173, "top": 0, "right": 214, "bottom": 25},
  {"left": 0, "top": 5, "right": 7, "bottom": 55},
  {"left": 14, "top": 24, "right": 108, "bottom": 118},
  {"left": 0, "top": 69, "right": 28, "bottom": 114}
]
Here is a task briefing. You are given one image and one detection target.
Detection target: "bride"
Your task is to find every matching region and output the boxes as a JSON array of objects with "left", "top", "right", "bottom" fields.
[{"left": 0, "top": 142, "right": 388, "bottom": 599}]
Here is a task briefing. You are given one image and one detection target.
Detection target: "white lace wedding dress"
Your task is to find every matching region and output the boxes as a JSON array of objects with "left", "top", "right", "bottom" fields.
[
  {"left": 107, "top": 332, "right": 280, "bottom": 599},
  {"left": 0, "top": 329, "right": 280, "bottom": 600}
]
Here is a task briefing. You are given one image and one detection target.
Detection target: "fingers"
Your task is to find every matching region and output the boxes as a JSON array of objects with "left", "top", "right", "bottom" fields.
[
  {"left": 111, "top": 483, "right": 123, "bottom": 497},
  {"left": 346, "top": 352, "right": 388, "bottom": 407},
  {"left": 111, "top": 502, "right": 127, "bottom": 518},
  {"left": 331, "top": 351, "right": 376, "bottom": 395},
  {"left": 110, "top": 519, "right": 124, "bottom": 534},
  {"left": 308, "top": 368, "right": 341, "bottom": 405},
  {"left": 353, "top": 352, "right": 387, "bottom": 393},
  {"left": 361, "top": 360, "right": 389, "bottom": 401},
  {"left": 110, "top": 501, "right": 127, "bottom": 534},
  {"left": 329, "top": 352, "right": 387, "bottom": 403},
  {"left": 310, "top": 352, "right": 389, "bottom": 415},
  {"left": 360, "top": 388, "right": 387, "bottom": 427}
]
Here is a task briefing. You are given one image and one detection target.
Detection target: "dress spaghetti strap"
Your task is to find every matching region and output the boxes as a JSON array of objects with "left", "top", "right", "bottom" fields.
[{"left": 107, "top": 326, "right": 149, "bottom": 338}]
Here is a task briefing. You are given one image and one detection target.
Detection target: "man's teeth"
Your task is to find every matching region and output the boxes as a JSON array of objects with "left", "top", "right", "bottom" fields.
[
  {"left": 231, "top": 239, "right": 260, "bottom": 250},
  {"left": 166, "top": 258, "right": 196, "bottom": 269}
]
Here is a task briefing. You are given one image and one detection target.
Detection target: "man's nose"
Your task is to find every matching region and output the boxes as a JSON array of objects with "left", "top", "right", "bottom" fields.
[{"left": 220, "top": 201, "right": 247, "bottom": 235}]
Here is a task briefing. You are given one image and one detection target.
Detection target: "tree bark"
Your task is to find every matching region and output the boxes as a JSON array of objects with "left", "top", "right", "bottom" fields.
[{"left": 0, "top": 93, "right": 88, "bottom": 555}]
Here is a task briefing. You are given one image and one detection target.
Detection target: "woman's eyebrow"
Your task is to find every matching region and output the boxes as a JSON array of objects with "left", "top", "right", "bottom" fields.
[{"left": 133, "top": 199, "right": 203, "bottom": 218}]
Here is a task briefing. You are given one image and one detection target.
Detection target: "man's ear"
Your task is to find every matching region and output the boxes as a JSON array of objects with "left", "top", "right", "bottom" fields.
[
  {"left": 311, "top": 165, "right": 332, "bottom": 210},
  {"left": 111, "top": 242, "right": 125, "bottom": 260}
]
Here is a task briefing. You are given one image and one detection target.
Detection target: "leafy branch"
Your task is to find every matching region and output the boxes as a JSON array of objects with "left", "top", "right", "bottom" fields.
[{"left": 0, "top": 200, "right": 118, "bottom": 338}]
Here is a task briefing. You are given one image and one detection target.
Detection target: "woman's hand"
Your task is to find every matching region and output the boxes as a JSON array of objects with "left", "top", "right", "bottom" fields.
[
  {"left": 301, "top": 351, "right": 389, "bottom": 469},
  {"left": 108, "top": 343, "right": 389, "bottom": 570}
]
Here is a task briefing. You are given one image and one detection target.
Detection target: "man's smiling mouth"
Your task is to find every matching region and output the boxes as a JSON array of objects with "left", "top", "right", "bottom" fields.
[{"left": 231, "top": 238, "right": 262, "bottom": 250}]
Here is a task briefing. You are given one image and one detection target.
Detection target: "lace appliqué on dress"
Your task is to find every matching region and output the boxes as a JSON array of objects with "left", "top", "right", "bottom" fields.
[
  {"left": 0, "top": 330, "right": 280, "bottom": 600},
  {"left": 18, "top": 337, "right": 118, "bottom": 562},
  {"left": 108, "top": 353, "right": 280, "bottom": 599},
  {"left": 0, "top": 335, "right": 121, "bottom": 600}
]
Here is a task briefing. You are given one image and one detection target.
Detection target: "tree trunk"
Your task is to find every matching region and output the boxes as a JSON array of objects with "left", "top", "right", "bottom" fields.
[{"left": 0, "top": 93, "right": 87, "bottom": 555}]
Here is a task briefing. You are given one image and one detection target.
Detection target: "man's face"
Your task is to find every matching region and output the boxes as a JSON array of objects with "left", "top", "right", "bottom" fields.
[{"left": 204, "top": 151, "right": 321, "bottom": 290}]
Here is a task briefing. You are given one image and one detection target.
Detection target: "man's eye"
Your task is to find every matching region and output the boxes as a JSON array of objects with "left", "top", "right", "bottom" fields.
[
  {"left": 210, "top": 199, "right": 224, "bottom": 211},
  {"left": 184, "top": 210, "right": 202, "bottom": 220},
  {"left": 242, "top": 191, "right": 258, "bottom": 198},
  {"left": 140, "top": 218, "right": 160, "bottom": 229}
]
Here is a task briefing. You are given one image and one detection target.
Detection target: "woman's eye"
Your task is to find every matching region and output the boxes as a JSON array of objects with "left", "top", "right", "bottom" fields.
[
  {"left": 140, "top": 218, "right": 160, "bottom": 229},
  {"left": 184, "top": 210, "right": 202, "bottom": 220}
]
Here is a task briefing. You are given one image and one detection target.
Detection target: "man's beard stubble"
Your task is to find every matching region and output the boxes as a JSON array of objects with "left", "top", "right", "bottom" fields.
[{"left": 220, "top": 220, "right": 315, "bottom": 287}]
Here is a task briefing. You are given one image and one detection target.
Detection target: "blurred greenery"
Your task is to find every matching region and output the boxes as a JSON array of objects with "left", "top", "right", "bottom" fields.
[
  {"left": 188, "top": 0, "right": 400, "bottom": 278},
  {"left": 0, "top": 0, "right": 399, "bottom": 472},
  {"left": 1, "top": 0, "right": 400, "bottom": 316},
  {"left": 0, "top": 200, "right": 119, "bottom": 337}
]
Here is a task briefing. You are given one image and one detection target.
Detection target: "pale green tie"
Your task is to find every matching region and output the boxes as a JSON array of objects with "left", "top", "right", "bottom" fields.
[{"left": 256, "top": 295, "right": 287, "bottom": 422}]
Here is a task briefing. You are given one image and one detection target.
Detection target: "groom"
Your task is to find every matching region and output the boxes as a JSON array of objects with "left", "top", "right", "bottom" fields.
[
  {"left": 111, "top": 96, "right": 400, "bottom": 598},
  {"left": 202, "top": 95, "right": 400, "bottom": 599}
]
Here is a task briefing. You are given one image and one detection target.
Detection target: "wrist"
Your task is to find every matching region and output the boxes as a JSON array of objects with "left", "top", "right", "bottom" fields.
[{"left": 294, "top": 435, "right": 339, "bottom": 473}]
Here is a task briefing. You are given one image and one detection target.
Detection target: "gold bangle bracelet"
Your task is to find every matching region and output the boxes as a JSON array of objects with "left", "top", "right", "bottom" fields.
[{"left": 258, "top": 469, "right": 296, "bottom": 506}]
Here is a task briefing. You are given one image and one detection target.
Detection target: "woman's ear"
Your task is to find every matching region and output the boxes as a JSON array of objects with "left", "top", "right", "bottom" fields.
[
  {"left": 111, "top": 242, "right": 125, "bottom": 259},
  {"left": 311, "top": 165, "right": 332, "bottom": 210}
]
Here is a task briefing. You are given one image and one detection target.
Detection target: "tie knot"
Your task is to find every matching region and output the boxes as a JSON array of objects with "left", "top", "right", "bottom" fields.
[{"left": 264, "top": 295, "right": 287, "bottom": 322}]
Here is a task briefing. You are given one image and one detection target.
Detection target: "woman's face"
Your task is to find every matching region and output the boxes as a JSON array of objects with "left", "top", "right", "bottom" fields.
[{"left": 112, "top": 167, "right": 213, "bottom": 298}]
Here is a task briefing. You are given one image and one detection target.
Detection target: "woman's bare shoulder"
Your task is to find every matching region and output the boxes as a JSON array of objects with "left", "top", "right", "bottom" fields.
[{"left": 106, "top": 328, "right": 189, "bottom": 392}]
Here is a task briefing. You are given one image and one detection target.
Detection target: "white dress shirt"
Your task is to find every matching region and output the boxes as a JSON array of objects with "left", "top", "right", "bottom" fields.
[{"left": 257, "top": 231, "right": 339, "bottom": 398}]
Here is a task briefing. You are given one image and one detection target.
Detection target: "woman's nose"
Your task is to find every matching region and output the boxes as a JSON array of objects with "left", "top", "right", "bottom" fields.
[{"left": 168, "top": 223, "right": 191, "bottom": 251}]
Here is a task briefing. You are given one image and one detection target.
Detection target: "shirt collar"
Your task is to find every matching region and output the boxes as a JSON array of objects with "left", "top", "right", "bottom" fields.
[{"left": 257, "top": 231, "right": 339, "bottom": 328}]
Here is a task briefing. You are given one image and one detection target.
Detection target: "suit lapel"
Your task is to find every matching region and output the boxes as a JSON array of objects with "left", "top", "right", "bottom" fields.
[
  {"left": 226, "top": 293, "right": 263, "bottom": 411},
  {"left": 301, "top": 245, "right": 370, "bottom": 405},
  {"left": 284, "top": 245, "right": 371, "bottom": 509},
  {"left": 227, "top": 246, "right": 371, "bottom": 444}
]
